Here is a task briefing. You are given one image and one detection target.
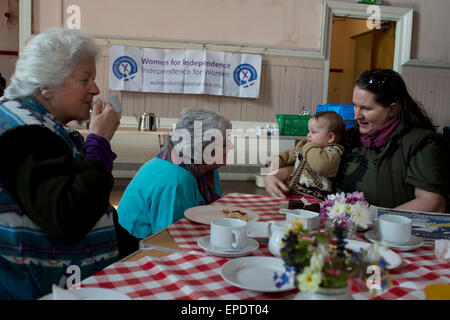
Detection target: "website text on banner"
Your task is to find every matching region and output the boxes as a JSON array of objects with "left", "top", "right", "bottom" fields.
[{"left": 109, "top": 45, "right": 262, "bottom": 98}]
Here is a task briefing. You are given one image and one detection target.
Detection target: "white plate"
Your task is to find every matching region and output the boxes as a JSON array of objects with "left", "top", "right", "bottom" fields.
[
  {"left": 365, "top": 230, "right": 424, "bottom": 252},
  {"left": 185, "top": 205, "right": 259, "bottom": 225},
  {"left": 40, "top": 287, "right": 131, "bottom": 300},
  {"left": 345, "top": 239, "right": 402, "bottom": 269},
  {"left": 198, "top": 236, "right": 259, "bottom": 258},
  {"left": 247, "top": 221, "right": 269, "bottom": 240},
  {"left": 220, "top": 256, "right": 296, "bottom": 292}
]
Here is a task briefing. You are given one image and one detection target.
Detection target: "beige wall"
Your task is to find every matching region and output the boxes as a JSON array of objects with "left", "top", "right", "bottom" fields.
[
  {"left": 0, "top": 0, "right": 19, "bottom": 86},
  {"left": 403, "top": 66, "right": 450, "bottom": 131},
  {"left": 33, "top": 0, "right": 450, "bottom": 62},
  {"left": 34, "top": 0, "right": 323, "bottom": 51}
]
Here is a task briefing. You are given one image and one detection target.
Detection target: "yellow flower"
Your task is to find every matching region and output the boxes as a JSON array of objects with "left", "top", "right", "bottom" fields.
[
  {"left": 288, "top": 218, "right": 305, "bottom": 234},
  {"left": 343, "top": 203, "right": 353, "bottom": 215},
  {"left": 297, "top": 267, "right": 321, "bottom": 292}
]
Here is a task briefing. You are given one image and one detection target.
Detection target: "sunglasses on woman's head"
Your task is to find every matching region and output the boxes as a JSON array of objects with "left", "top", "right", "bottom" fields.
[{"left": 366, "top": 77, "right": 387, "bottom": 88}]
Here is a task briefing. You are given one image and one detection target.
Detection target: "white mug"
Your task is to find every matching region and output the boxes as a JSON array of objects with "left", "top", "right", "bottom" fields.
[
  {"left": 377, "top": 214, "right": 412, "bottom": 245},
  {"left": 210, "top": 218, "right": 247, "bottom": 250},
  {"left": 267, "top": 221, "right": 290, "bottom": 257},
  {"left": 285, "top": 209, "right": 320, "bottom": 231}
]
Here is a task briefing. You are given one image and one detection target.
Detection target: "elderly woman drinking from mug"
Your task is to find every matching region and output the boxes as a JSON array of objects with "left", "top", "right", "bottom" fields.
[
  {"left": 266, "top": 69, "right": 448, "bottom": 212},
  {"left": 0, "top": 27, "right": 121, "bottom": 299},
  {"left": 116, "top": 108, "right": 233, "bottom": 257}
]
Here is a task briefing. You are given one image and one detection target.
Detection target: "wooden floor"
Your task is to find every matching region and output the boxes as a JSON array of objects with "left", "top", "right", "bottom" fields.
[{"left": 110, "top": 179, "right": 268, "bottom": 207}]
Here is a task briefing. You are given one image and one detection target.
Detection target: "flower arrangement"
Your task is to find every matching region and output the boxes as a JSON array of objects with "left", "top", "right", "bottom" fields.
[
  {"left": 320, "top": 191, "right": 372, "bottom": 230},
  {"left": 274, "top": 218, "right": 392, "bottom": 297}
]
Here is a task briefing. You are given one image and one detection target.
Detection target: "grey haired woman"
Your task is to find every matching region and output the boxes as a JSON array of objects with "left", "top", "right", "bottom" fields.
[
  {"left": 0, "top": 27, "right": 121, "bottom": 299},
  {"left": 116, "top": 108, "right": 233, "bottom": 257}
]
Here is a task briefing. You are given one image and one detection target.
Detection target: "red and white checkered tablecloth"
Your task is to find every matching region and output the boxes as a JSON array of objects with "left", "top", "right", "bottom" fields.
[
  {"left": 167, "top": 193, "right": 287, "bottom": 250},
  {"left": 82, "top": 193, "right": 450, "bottom": 300}
]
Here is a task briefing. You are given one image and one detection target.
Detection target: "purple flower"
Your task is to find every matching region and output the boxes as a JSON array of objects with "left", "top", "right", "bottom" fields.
[
  {"left": 333, "top": 215, "right": 350, "bottom": 228},
  {"left": 274, "top": 271, "right": 290, "bottom": 288},
  {"left": 378, "top": 258, "right": 389, "bottom": 269},
  {"left": 345, "top": 191, "right": 368, "bottom": 205}
]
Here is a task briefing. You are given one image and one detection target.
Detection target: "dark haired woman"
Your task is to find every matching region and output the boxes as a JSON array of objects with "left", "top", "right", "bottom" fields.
[{"left": 335, "top": 69, "right": 448, "bottom": 212}]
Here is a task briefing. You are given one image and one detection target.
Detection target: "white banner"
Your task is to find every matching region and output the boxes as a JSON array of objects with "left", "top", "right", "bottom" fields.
[{"left": 109, "top": 46, "right": 261, "bottom": 98}]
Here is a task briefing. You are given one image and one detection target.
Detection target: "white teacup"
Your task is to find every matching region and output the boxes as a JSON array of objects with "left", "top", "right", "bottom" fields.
[
  {"left": 210, "top": 218, "right": 247, "bottom": 250},
  {"left": 377, "top": 214, "right": 412, "bottom": 245},
  {"left": 95, "top": 95, "right": 122, "bottom": 114},
  {"left": 267, "top": 221, "right": 290, "bottom": 257},
  {"left": 285, "top": 209, "right": 320, "bottom": 231}
]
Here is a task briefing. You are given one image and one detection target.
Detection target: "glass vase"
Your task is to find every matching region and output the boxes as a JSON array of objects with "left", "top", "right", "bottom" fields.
[
  {"left": 325, "top": 219, "right": 357, "bottom": 240},
  {"left": 293, "top": 286, "right": 353, "bottom": 300}
]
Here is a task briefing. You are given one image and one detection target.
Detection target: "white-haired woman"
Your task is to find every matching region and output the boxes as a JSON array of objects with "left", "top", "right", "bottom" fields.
[
  {"left": 117, "top": 108, "right": 233, "bottom": 257},
  {"left": 0, "top": 27, "right": 121, "bottom": 299}
]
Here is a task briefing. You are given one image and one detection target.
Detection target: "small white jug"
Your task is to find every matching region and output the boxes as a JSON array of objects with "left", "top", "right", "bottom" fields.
[{"left": 267, "top": 221, "right": 290, "bottom": 257}]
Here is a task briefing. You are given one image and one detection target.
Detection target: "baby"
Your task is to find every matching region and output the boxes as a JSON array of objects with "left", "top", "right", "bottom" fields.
[{"left": 266, "top": 111, "right": 345, "bottom": 200}]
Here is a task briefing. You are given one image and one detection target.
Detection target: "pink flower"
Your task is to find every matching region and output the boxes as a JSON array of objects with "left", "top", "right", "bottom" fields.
[
  {"left": 347, "top": 277, "right": 367, "bottom": 290},
  {"left": 346, "top": 191, "right": 368, "bottom": 205},
  {"left": 328, "top": 269, "right": 342, "bottom": 276}
]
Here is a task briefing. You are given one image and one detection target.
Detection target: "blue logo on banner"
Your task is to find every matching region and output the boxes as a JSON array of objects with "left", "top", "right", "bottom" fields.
[
  {"left": 112, "top": 56, "right": 138, "bottom": 81},
  {"left": 233, "top": 64, "right": 258, "bottom": 88}
]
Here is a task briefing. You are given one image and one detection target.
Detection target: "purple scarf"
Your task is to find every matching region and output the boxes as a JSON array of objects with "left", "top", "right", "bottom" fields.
[
  {"left": 156, "top": 145, "right": 220, "bottom": 205},
  {"left": 360, "top": 118, "right": 400, "bottom": 149}
]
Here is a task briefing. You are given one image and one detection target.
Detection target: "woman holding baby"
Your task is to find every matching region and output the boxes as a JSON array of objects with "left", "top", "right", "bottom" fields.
[{"left": 265, "top": 69, "right": 448, "bottom": 213}]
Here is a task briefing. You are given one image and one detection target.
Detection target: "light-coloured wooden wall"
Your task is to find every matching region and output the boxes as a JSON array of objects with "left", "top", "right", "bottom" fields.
[
  {"left": 402, "top": 66, "right": 450, "bottom": 131},
  {"left": 95, "top": 47, "right": 324, "bottom": 123}
]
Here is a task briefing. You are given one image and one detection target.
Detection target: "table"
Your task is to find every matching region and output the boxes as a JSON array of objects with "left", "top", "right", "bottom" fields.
[{"left": 81, "top": 193, "right": 450, "bottom": 300}]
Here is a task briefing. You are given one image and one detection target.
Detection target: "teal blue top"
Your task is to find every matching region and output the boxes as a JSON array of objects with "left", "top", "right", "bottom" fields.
[{"left": 117, "top": 158, "right": 222, "bottom": 238}]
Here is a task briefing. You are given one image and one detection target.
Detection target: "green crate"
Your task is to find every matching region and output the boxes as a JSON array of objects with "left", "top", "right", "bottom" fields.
[{"left": 276, "top": 114, "right": 311, "bottom": 136}]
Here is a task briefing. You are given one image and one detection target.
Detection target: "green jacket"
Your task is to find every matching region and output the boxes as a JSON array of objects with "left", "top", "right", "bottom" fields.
[{"left": 335, "top": 124, "right": 449, "bottom": 209}]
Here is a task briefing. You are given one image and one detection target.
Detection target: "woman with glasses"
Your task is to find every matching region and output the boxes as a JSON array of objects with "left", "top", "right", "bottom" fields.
[
  {"left": 334, "top": 69, "right": 448, "bottom": 212},
  {"left": 266, "top": 69, "right": 448, "bottom": 212}
]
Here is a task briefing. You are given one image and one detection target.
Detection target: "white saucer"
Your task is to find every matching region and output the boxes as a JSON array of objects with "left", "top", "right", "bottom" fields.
[
  {"left": 198, "top": 236, "right": 259, "bottom": 258},
  {"left": 345, "top": 239, "right": 402, "bottom": 269},
  {"left": 247, "top": 221, "right": 269, "bottom": 242},
  {"left": 365, "top": 230, "right": 424, "bottom": 252},
  {"left": 220, "top": 256, "right": 296, "bottom": 292}
]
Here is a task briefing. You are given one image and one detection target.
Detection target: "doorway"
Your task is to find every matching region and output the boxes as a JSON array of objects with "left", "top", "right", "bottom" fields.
[{"left": 327, "top": 17, "right": 396, "bottom": 104}]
